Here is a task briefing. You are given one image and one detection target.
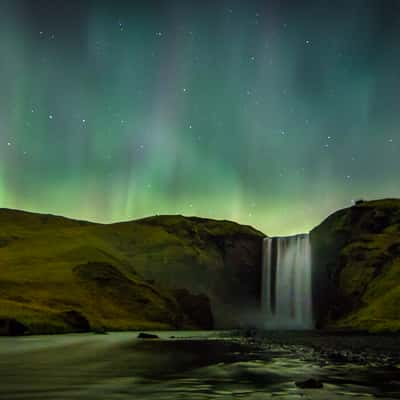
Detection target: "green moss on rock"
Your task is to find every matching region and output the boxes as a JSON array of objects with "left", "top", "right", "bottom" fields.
[{"left": 311, "top": 199, "right": 400, "bottom": 332}]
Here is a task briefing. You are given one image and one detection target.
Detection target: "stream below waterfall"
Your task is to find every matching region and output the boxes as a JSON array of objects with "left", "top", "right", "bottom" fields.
[{"left": 0, "top": 331, "right": 399, "bottom": 399}]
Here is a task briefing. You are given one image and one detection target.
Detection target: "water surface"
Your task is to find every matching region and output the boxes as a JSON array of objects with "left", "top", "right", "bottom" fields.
[{"left": 0, "top": 331, "right": 399, "bottom": 399}]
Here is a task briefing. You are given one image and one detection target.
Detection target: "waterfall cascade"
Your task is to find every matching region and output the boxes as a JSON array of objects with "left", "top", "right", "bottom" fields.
[{"left": 261, "top": 234, "right": 313, "bottom": 329}]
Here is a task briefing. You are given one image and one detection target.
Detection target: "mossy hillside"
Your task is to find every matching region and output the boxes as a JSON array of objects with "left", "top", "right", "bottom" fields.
[
  {"left": 0, "top": 209, "right": 261, "bottom": 333},
  {"left": 0, "top": 210, "right": 194, "bottom": 332},
  {"left": 112, "top": 215, "right": 265, "bottom": 326},
  {"left": 311, "top": 199, "right": 400, "bottom": 332}
]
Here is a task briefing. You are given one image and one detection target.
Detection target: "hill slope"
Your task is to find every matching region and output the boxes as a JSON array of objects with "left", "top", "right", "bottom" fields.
[
  {"left": 311, "top": 199, "right": 400, "bottom": 332},
  {"left": 0, "top": 209, "right": 264, "bottom": 334}
]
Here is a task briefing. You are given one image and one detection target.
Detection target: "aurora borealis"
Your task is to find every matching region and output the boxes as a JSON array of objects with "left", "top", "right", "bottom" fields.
[{"left": 1, "top": 0, "right": 400, "bottom": 235}]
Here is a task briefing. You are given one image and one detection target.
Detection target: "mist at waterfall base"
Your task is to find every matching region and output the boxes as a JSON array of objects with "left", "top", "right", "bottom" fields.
[{"left": 261, "top": 234, "right": 313, "bottom": 330}]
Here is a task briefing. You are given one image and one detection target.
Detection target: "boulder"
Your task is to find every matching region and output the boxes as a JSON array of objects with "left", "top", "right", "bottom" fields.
[
  {"left": 295, "top": 379, "right": 323, "bottom": 389},
  {"left": 0, "top": 318, "right": 28, "bottom": 336},
  {"left": 138, "top": 332, "right": 159, "bottom": 339}
]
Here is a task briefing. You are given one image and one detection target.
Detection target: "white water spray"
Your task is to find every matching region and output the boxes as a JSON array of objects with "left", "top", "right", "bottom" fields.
[{"left": 261, "top": 234, "right": 313, "bottom": 329}]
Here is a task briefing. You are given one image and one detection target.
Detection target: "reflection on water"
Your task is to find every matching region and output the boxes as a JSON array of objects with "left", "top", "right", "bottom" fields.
[{"left": 0, "top": 331, "right": 399, "bottom": 399}]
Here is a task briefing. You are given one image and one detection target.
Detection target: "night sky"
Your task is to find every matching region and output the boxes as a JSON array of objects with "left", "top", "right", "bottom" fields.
[{"left": 1, "top": 0, "right": 400, "bottom": 235}]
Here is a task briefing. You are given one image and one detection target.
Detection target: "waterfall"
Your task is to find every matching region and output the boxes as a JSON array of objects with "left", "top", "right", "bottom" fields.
[{"left": 261, "top": 234, "right": 313, "bottom": 329}]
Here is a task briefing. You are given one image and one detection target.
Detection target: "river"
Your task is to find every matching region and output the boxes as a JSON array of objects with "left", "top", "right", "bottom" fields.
[{"left": 0, "top": 331, "right": 399, "bottom": 399}]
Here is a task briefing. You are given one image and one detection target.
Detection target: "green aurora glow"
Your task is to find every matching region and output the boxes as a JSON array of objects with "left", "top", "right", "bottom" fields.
[{"left": 1, "top": 0, "right": 400, "bottom": 235}]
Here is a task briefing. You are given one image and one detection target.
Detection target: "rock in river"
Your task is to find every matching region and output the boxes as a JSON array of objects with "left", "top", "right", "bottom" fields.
[
  {"left": 295, "top": 378, "right": 323, "bottom": 389},
  {"left": 137, "top": 332, "right": 159, "bottom": 339}
]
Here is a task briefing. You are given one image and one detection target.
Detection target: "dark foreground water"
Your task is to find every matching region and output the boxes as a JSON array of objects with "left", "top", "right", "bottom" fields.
[{"left": 0, "top": 331, "right": 399, "bottom": 399}]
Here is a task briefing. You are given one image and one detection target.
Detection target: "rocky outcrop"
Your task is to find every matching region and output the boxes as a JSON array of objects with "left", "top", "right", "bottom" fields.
[
  {"left": 59, "top": 310, "right": 91, "bottom": 332},
  {"left": 172, "top": 289, "right": 213, "bottom": 329},
  {"left": 0, "top": 209, "right": 264, "bottom": 333},
  {"left": 0, "top": 318, "right": 28, "bottom": 336},
  {"left": 310, "top": 199, "right": 400, "bottom": 332}
]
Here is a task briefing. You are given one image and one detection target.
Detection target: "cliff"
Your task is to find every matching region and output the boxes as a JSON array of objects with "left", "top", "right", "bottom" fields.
[
  {"left": 0, "top": 209, "right": 264, "bottom": 334},
  {"left": 2, "top": 199, "right": 400, "bottom": 334},
  {"left": 129, "top": 215, "right": 265, "bottom": 327},
  {"left": 310, "top": 199, "right": 400, "bottom": 332}
]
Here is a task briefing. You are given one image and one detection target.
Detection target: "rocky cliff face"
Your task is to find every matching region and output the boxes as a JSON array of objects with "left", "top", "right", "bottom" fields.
[
  {"left": 310, "top": 199, "right": 400, "bottom": 332},
  {"left": 0, "top": 209, "right": 264, "bottom": 334},
  {"left": 126, "top": 215, "right": 265, "bottom": 327}
]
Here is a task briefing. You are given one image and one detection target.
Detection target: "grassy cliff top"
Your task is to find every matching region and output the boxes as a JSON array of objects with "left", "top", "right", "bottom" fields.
[{"left": 312, "top": 198, "right": 400, "bottom": 234}]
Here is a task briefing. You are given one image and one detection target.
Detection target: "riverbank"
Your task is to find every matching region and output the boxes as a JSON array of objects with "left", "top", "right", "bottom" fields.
[{"left": 241, "top": 330, "right": 400, "bottom": 368}]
